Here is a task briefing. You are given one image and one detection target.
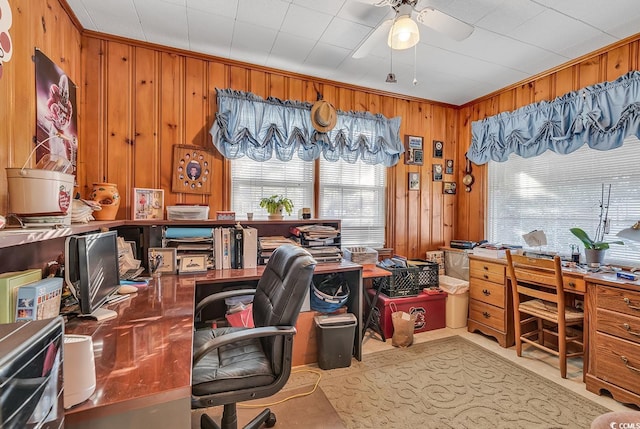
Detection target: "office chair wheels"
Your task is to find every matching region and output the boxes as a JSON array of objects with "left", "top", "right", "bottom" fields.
[{"left": 265, "top": 412, "right": 276, "bottom": 428}]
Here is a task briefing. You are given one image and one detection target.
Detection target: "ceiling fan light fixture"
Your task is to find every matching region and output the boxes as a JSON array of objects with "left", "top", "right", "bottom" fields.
[{"left": 388, "top": 15, "right": 420, "bottom": 50}]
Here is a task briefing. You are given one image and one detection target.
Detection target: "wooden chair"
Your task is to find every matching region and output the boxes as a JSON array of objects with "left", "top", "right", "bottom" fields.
[{"left": 505, "top": 250, "right": 584, "bottom": 378}]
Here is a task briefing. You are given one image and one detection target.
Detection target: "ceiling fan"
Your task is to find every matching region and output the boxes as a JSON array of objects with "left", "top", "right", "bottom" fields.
[{"left": 352, "top": 0, "right": 474, "bottom": 59}]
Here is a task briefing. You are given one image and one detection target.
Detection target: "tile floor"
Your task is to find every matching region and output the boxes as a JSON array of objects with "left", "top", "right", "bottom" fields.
[{"left": 361, "top": 326, "right": 635, "bottom": 413}]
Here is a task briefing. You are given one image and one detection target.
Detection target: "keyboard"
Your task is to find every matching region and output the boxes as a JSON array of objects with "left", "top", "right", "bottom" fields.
[{"left": 120, "top": 267, "right": 145, "bottom": 280}]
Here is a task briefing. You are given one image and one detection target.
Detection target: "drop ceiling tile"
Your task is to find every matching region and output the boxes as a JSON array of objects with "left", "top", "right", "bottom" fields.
[
  {"left": 508, "top": 9, "right": 603, "bottom": 54},
  {"left": 320, "top": 17, "right": 372, "bottom": 50},
  {"left": 291, "top": 0, "right": 345, "bottom": 16},
  {"left": 558, "top": 33, "right": 617, "bottom": 60},
  {"left": 280, "top": 5, "right": 333, "bottom": 40},
  {"left": 187, "top": 0, "right": 238, "bottom": 18},
  {"left": 236, "top": 0, "right": 289, "bottom": 30},
  {"left": 81, "top": 0, "right": 145, "bottom": 40},
  {"left": 270, "top": 32, "right": 316, "bottom": 63},
  {"left": 304, "top": 42, "right": 351, "bottom": 72},
  {"left": 474, "top": 0, "right": 545, "bottom": 34},
  {"left": 65, "top": 0, "right": 95, "bottom": 29},
  {"left": 336, "top": 1, "right": 392, "bottom": 27},
  {"left": 187, "top": 9, "right": 234, "bottom": 57},
  {"left": 230, "top": 21, "right": 278, "bottom": 65},
  {"left": 136, "top": 0, "right": 189, "bottom": 47}
]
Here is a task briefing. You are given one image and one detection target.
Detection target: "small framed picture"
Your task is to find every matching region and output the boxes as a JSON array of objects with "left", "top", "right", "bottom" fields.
[
  {"left": 433, "top": 140, "right": 444, "bottom": 158},
  {"left": 445, "top": 159, "right": 454, "bottom": 175},
  {"left": 443, "top": 182, "right": 457, "bottom": 194},
  {"left": 406, "top": 135, "right": 423, "bottom": 149},
  {"left": 179, "top": 254, "right": 208, "bottom": 274},
  {"left": 409, "top": 172, "right": 420, "bottom": 191},
  {"left": 433, "top": 164, "right": 443, "bottom": 181},
  {"left": 148, "top": 247, "right": 177, "bottom": 274},
  {"left": 133, "top": 188, "right": 164, "bottom": 220},
  {"left": 404, "top": 136, "right": 424, "bottom": 165}
]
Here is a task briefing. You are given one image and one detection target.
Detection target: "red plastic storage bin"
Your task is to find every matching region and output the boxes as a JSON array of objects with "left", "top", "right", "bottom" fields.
[{"left": 367, "top": 289, "right": 446, "bottom": 339}]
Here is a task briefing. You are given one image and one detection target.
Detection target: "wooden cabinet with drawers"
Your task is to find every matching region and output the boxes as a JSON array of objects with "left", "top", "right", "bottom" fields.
[
  {"left": 586, "top": 278, "right": 640, "bottom": 407},
  {"left": 467, "top": 256, "right": 514, "bottom": 347}
]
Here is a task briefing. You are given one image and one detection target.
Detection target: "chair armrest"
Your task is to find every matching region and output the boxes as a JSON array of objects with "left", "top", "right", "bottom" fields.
[
  {"left": 193, "top": 326, "right": 297, "bottom": 366},
  {"left": 195, "top": 288, "right": 256, "bottom": 315}
]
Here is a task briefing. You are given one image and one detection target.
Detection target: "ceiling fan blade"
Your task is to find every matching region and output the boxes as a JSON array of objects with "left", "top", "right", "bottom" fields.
[
  {"left": 415, "top": 7, "right": 474, "bottom": 41},
  {"left": 350, "top": 0, "right": 395, "bottom": 6},
  {"left": 352, "top": 19, "right": 393, "bottom": 59}
]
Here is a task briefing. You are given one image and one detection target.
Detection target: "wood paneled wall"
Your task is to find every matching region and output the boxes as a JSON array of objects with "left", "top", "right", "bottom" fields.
[
  {"left": 3, "top": 0, "right": 638, "bottom": 260},
  {"left": 456, "top": 35, "right": 640, "bottom": 243},
  {"left": 0, "top": 0, "right": 81, "bottom": 214},
  {"left": 77, "top": 33, "right": 459, "bottom": 259}
]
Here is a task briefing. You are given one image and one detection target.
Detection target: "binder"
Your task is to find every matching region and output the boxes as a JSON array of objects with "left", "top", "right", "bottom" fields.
[
  {"left": 221, "top": 228, "right": 231, "bottom": 269},
  {"left": 232, "top": 225, "right": 244, "bottom": 269},
  {"left": 214, "top": 227, "right": 223, "bottom": 270},
  {"left": 243, "top": 227, "right": 258, "bottom": 269}
]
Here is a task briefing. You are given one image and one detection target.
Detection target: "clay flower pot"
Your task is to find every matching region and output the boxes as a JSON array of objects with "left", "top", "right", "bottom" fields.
[{"left": 90, "top": 182, "right": 120, "bottom": 220}]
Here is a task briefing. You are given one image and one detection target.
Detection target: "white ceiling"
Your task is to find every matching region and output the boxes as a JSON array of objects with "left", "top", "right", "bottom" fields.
[{"left": 65, "top": 0, "right": 640, "bottom": 106}]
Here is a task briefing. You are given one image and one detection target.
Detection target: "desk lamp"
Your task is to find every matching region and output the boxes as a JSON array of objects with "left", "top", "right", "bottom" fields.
[
  {"left": 617, "top": 221, "right": 640, "bottom": 272},
  {"left": 617, "top": 221, "right": 640, "bottom": 241}
]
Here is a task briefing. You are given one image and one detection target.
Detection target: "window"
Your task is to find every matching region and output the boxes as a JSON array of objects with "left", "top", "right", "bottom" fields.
[
  {"left": 231, "top": 157, "right": 314, "bottom": 218},
  {"left": 487, "top": 137, "right": 640, "bottom": 266},
  {"left": 231, "top": 158, "right": 386, "bottom": 248},
  {"left": 319, "top": 159, "right": 386, "bottom": 248}
]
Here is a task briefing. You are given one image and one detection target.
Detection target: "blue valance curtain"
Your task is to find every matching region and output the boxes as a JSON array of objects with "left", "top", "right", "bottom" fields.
[
  {"left": 210, "top": 89, "right": 404, "bottom": 167},
  {"left": 467, "top": 71, "right": 640, "bottom": 165}
]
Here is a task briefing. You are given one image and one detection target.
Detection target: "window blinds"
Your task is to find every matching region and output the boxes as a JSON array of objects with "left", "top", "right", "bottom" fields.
[{"left": 487, "top": 137, "right": 640, "bottom": 265}]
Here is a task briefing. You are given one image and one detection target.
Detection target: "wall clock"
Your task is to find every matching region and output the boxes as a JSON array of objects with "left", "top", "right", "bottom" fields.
[
  {"left": 463, "top": 156, "right": 474, "bottom": 192},
  {"left": 171, "top": 144, "right": 213, "bottom": 195}
]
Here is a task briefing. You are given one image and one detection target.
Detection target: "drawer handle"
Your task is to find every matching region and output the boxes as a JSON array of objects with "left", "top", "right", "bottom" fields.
[
  {"left": 623, "top": 323, "right": 640, "bottom": 337},
  {"left": 482, "top": 289, "right": 491, "bottom": 296},
  {"left": 567, "top": 281, "right": 576, "bottom": 288},
  {"left": 620, "top": 356, "right": 640, "bottom": 374},
  {"left": 623, "top": 297, "right": 640, "bottom": 311},
  {"left": 482, "top": 311, "right": 491, "bottom": 319},
  {"left": 483, "top": 274, "right": 489, "bottom": 280},
  {"left": 483, "top": 266, "right": 489, "bottom": 271}
]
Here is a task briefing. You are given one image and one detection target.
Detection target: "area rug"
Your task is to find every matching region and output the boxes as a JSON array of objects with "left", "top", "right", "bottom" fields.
[
  {"left": 191, "top": 384, "right": 346, "bottom": 429},
  {"left": 286, "top": 335, "right": 610, "bottom": 429}
]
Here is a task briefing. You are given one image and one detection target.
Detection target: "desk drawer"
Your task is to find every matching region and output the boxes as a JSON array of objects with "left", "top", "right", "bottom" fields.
[
  {"left": 563, "top": 276, "right": 585, "bottom": 294},
  {"left": 592, "top": 331, "right": 640, "bottom": 395},
  {"left": 469, "top": 279, "right": 505, "bottom": 308},
  {"left": 469, "top": 299, "right": 505, "bottom": 331},
  {"left": 470, "top": 260, "right": 505, "bottom": 283},
  {"left": 596, "top": 308, "right": 640, "bottom": 345},
  {"left": 596, "top": 286, "right": 640, "bottom": 318}
]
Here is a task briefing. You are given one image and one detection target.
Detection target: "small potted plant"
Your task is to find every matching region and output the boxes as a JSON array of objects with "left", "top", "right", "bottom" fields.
[
  {"left": 259, "top": 195, "right": 294, "bottom": 220},
  {"left": 570, "top": 227, "right": 623, "bottom": 266}
]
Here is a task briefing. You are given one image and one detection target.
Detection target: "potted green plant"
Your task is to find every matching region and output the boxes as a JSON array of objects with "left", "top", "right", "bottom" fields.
[
  {"left": 570, "top": 227, "right": 623, "bottom": 266},
  {"left": 259, "top": 195, "right": 294, "bottom": 220}
]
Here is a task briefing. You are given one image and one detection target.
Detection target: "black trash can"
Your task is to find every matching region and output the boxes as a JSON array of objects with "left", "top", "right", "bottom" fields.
[{"left": 314, "top": 313, "right": 357, "bottom": 370}]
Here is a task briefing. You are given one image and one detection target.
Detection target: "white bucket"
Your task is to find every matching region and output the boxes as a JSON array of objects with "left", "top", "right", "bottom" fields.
[{"left": 6, "top": 168, "right": 75, "bottom": 217}]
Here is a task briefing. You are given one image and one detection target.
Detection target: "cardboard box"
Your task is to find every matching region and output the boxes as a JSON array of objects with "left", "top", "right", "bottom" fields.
[
  {"left": 425, "top": 250, "right": 445, "bottom": 275},
  {"left": 367, "top": 289, "right": 446, "bottom": 338},
  {"left": 15, "top": 277, "right": 63, "bottom": 322}
]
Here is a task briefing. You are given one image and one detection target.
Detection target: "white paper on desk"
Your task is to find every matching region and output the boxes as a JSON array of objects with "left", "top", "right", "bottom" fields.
[{"left": 522, "top": 230, "right": 547, "bottom": 247}]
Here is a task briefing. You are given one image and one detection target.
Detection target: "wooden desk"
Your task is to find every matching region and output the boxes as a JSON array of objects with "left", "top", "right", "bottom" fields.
[
  {"left": 467, "top": 255, "right": 585, "bottom": 348},
  {"left": 585, "top": 273, "right": 640, "bottom": 407},
  {"left": 64, "top": 261, "right": 363, "bottom": 427}
]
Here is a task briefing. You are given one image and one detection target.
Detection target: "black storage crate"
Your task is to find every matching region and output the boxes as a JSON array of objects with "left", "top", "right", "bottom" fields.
[
  {"left": 373, "top": 266, "right": 420, "bottom": 297},
  {"left": 408, "top": 260, "right": 440, "bottom": 288}
]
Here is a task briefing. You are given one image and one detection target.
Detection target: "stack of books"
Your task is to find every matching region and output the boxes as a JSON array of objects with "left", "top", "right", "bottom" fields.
[
  {"left": 306, "top": 246, "right": 342, "bottom": 264},
  {"left": 290, "top": 224, "right": 340, "bottom": 247},
  {"left": 257, "top": 236, "right": 299, "bottom": 265}
]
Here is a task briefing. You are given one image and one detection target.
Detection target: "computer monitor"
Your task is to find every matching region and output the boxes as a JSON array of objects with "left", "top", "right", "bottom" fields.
[{"left": 65, "top": 231, "right": 121, "bottom": 320}]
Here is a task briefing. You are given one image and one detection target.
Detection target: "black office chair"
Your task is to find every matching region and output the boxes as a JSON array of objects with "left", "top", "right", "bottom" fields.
[{"left": 192, "top": 244, "right": 316, "bottom": 429}]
